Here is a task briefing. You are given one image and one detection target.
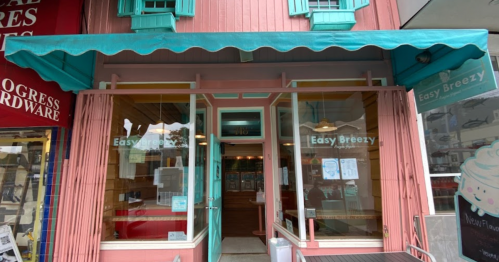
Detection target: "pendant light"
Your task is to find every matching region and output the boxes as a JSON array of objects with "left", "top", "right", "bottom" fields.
[
  {"left": 151, "top": 95, "right": 170, "bottom": 134},
  {"left": 314, "top": 92, "right": 337, "bottom": 132},
  {"left": 195, "top": 130, "right": 206, "bottom": 139}
]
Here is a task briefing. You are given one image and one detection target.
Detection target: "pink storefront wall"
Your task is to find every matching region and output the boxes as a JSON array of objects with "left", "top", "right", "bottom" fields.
[
  {"left": 84, "top": 0, "right": 400, "bottom": 34},
  {"left": 100, "top": 237, "right": 208, "bottom": 261}
]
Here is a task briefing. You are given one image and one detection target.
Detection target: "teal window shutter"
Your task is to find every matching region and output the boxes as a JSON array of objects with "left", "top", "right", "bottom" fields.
[
  {"left": 352, "top": 0, "right": 369, "bottom": 10},
  {"left": 288, "top": 0, "right": 309, "bottom": 16},
  {"left": 175, "top": 0, "right": 196, "bottom": 17},
  {"left": 118, "top": 0, "right": 136, "bottom": 17}
]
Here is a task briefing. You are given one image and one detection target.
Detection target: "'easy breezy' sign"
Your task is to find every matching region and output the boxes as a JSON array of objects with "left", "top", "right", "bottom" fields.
[
  {"left": 311, "top": 135, "right": 376, "bottom": 149},
  {"left": 414, "top": 53, "right": 497, "bottom": 113}
]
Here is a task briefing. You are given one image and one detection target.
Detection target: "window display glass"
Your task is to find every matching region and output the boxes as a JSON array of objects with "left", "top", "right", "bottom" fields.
[
  {"left": 0, "top": 129, "right": 50, "bottom": 262},
  {"left": 430, "top": 177, "right": 458, "bottom": 212},
  {"left": 419, "top": 55, "right": 499, "bottom": 213},
  {"left": 103, "top": 95, "right": 194, "bottom": 241},
  {"left": 296, "top": 91, "right": 382, "bottom": 239},
  {"left": 422, "top": 88, "right": 499, "bottom": 175}
]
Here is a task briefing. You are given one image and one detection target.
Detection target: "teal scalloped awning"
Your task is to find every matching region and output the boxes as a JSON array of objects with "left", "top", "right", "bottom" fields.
[{"left": 4, "top": 29, "right": 489, "bottom": 92}]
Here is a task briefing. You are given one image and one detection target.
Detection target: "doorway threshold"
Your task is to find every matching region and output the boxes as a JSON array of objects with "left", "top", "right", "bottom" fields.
[{"left": 221, "top": 237, "right": 267, "bottom": 254}]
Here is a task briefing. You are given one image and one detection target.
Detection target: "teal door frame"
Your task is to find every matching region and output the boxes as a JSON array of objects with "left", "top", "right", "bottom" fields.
[{"left": 208, "top": 134, "right": 222, "bottom": 262}]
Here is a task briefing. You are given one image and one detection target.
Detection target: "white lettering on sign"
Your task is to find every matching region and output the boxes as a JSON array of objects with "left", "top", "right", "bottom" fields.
[
  {"left": 418, "top": 70, "right": 486, "bottom": 103},
  {"left": 0, "top": 0, "right": 40, "bottom": 52},
  {"left": 0, "top": 78, "right": 61, "bottom": 121},
  {"left": 311, "top": 135, "right": 376, "bottom": 149}
]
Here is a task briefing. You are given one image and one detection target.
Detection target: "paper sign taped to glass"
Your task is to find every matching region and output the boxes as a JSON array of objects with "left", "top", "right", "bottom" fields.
[
  {"left": 322, "top": 158, "right": 340, "bottom": 180},
  {"left": 172, "top": 196, "right": 187, "bottom": 212},
  {"left": 340, "top": 158, "right": 359, "bottom": 180},
  {"left": 0, "top": 225, "right": 22, "bottom": 261}
]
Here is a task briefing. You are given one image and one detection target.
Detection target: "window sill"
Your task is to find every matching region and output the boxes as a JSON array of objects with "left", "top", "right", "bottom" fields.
[
  {"left": 309, "top": 10, "right": 356, "bottom": 31},
  {"left": 100, "top": 227, "right": 207, "bottom": 250},
  {"left": 273, "top": 222, "right": 382, "bottom": 248},
  {"left": 131, "top": 13, "right": 176, "bottom": 33}
]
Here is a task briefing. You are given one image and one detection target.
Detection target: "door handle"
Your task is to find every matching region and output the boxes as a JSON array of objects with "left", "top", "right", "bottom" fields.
[{"left": 205, "top": 206, "right": 219, "bottom": 210}]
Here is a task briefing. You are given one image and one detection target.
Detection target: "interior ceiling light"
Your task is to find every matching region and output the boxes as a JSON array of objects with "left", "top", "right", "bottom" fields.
[
  {"left": 314, "top": 92, "right": 337, "bottom": 132},
  {"left": 199, "top": 141, "right": 208, "bottom": 146},
  {"left": 195, "top": 130, "right": 206, "bottom": 139},
  {"left": 150, "top": 94, "right": 171, "bottom": 134}
]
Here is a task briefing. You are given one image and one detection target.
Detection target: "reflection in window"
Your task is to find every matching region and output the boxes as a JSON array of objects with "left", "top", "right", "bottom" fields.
[
  {"left": 422, "top": 88, "right": 499, "bottom": 176},
  {"left": 0, "top": 131, "right": 49, "bottom": 261},
  {"left": 297, "top": 91, "right": 381, "bottom": 239},
  {"left": 103, "top": 95, "right": 193, "bottom": 241},
  {"left": 421, "top": 61, "right": 499, "bottom": 212}
]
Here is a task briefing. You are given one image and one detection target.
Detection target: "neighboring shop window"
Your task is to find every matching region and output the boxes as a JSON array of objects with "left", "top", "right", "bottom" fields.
[
  {"left": 421, "top": 55, "right": 499, "bottom": 213},
  {"left": 103, "top": 95, "right": 200, "bottom": 241},
  {"left": 0, "top": 130, "right": 50, "bottom": 262},
  {"left": 296, "top": 91, "right": 381, "bottom": 239}
]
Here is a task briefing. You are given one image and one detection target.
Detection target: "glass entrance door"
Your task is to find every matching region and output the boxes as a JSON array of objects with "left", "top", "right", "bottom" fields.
[{"left": 208, "top": 134, "right": 222, "bottom": 262}]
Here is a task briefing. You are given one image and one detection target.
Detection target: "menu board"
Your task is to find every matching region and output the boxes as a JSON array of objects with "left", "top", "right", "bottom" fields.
[
  {"left": 340, "top": 158, "right": 359, "bottom": 180},
  {"left": 241, "top": 172, "right": 256, "bottom": 191},
  {"left": 225, "top": 172, "right": 240, "bottom": 192},
  {"left": 256, "top": 172, "right": 264, "bottom": 191},
  {"left": 456, "top": 195, "right": 499, "bottom": 262}
]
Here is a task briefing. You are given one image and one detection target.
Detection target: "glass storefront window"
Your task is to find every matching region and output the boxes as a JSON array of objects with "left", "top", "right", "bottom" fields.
[
  {"left": 297, "top": 91, "right": 381, "bottom": 239},
  {"left": 421, "top": 89, "right": 499, "bottom": 175},
  {"left": 103, "top": 95, "right": 192, "bottom": 241},
  {"left": 421, "top": 55, "right": 499, "bottom": 213},
  {"left": 430, "top": 177, "right": 458, "bottom": 212},
  {"left": 0, "top": 129, "right": 50, "bottom": 261}
]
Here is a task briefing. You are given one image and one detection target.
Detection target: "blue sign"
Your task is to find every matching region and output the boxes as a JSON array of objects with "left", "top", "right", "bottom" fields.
[
  {"left": 414, "top": 53, "right": 497, "bottom": 113},
  {"left": 172, "top": 196, "right": 187, "bottom": 212}
]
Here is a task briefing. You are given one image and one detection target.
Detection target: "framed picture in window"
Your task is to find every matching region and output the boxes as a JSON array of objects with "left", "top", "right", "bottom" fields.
[
  {"left": 241, "top": 172, "right": 256, "bottom": 191},
  {"left": 255, "top": 172, "right": 264, "bottom": 191},
  {"left": 225, "top": 172, "right": 240, "bottom": 192}
]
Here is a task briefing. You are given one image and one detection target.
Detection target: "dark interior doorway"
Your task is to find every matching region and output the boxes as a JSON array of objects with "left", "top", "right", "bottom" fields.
[{"left": 220, "top": 144, "right": 266, "bottom": 243}]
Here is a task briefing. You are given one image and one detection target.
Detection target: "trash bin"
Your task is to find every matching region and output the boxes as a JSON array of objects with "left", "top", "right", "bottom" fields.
[{"left": 269, "top": 238, "right": 292, "bottom": 262}]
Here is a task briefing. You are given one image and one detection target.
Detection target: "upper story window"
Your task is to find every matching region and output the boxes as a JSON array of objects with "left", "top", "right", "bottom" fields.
[
  {"left": 143, "top": 0, "right": 174, "bottom": 13},
  {"left": 118, "top": 0, "right": 195, "bottom": 33},
  {"left": 288, "top": 0, "right": 369, "bottom": 31},
  {"left": 309, "top": 0, "right": 340, "bottom": 11}
]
